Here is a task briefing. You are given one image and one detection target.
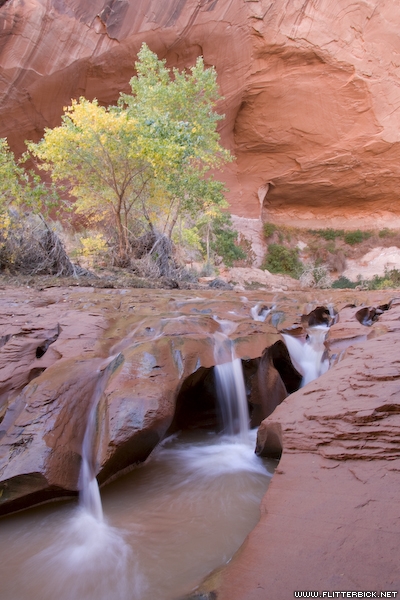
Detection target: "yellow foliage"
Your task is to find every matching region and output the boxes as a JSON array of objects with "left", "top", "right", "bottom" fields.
[
  {"left": 0, "top": 212, "right": 11, "bottom": 238},
  {"left": 80, "top": 233, "right": 108, "bottom": 258}
]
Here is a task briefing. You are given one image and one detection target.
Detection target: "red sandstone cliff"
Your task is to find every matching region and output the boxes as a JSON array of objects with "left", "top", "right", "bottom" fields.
[{"left": 2, "top": 0, "right": 400, "bottom": 229}]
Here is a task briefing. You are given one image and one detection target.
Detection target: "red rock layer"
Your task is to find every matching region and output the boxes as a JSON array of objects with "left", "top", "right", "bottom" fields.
[{"left": 2, "top": 1, "right": 400, "bottom": 226}]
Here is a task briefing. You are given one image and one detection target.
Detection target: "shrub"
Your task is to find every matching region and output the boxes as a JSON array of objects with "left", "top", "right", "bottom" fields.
[
  {"left": 331, "top": 276, "right": 358, "bottom": 289},
  {"left": 0, "top": 212, "right": 76, "bottom": 276},
  {"left": 210, "top": 215, "right": 246, "bottom": 267},
  {"left": 80, "top": 233, "right": 108, "bottom": 263},
  {"left": 344, "top": 229, "right": 372, "bottom": 245},
  {"left": 310, "top": 228, "right": 344, "bottom": 241},
  {"left": 130, "top": 255, "right": 160, "bottom": 279},
  {"left": 262, "top": 244, "right": 301, "bottom": 278},
  {"left": 263, "top": 222, "right": 277, "bottom": 238},
  {"left": 366, "top": 268, "right": 400, "bottom": 290},
  {"left": 300, "top": 263, "right": 332, "bottom": 288},
  {"left": 378, "top": 228, "right": 396, "bottom": 238}
]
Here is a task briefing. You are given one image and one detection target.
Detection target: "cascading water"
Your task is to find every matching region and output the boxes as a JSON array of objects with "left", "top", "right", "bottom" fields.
[
  {"left": 250, "top": 302, "right": 274, "bottom": 322},
  {"left": 79, "top": 376, "right": 104, "bottom": 521},
  {"left": 0, "top": 328, "right": 274, "bottom": 600},
  {"left": 79, "top": 353, "right": 124, "bottom": 520},
  {"left": 213, "top": 318, "right": 250, "bottom": 440},
  {"left": 24, "top": 355, "right": 134, "bottom": 600},
  {"left": 282, "top": 325, "right": 330, "bottom": 386}
]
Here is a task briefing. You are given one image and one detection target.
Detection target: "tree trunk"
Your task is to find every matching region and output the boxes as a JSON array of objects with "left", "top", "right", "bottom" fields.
[
  {"left": 205, "top": 221, "right": 210, "bottom": 263},
  {"left": 166, "top": 200, "right": 181, "bottom": 239},
  {"left": 114, "top": 210, "right": 126, "bottom": 262}
]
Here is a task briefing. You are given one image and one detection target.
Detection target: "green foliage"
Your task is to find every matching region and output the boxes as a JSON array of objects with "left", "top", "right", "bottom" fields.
[
  {"left": 331, "top": 276, "right": 358, "bottom": 289},
  {"left": 262, "top": 244, "right": 301, "bottom": 278},
  {"left": 210, "top": 213, "right": 246, "bottom": 267},
  {"left": 0, "top": 138, "right": 55, "bottom": 216},
  {"left": 378, "top": 228, "right": 394, "bottom": 238},
  {"left": 309, "top": 228, "right": 344, "bottom": 241},
  {"left": 193, "top": 211, "right": 245, "bottom": 267},
  {"left": 0, "top": 139, "right": 60, "bottom": 274},
  {"left": 325, "top": 241, "right": 335, "bottom": 254},
  {"left": 79, "top": 232, "right": 109, "bottom": 266},
  {"left": 27, "top": 43, "right": 231, "bottom": 263},
  {"left": 27, "top": 98, "right": 149, "bottom": 260},
  {"left": 366, "top": 269, "right": 400, "bottom": 290},
  {"left": 343, "top": 229, "right": 372, "bottom": 245},
  {"left": 119, "top": 43, "right": 232, "bottom": 238},
  {"left": 263, "top": 222, "right": 277, "bottom": 238}
]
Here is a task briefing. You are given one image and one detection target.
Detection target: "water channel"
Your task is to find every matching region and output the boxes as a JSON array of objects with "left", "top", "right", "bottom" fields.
[
  {"left": 0, "top": 302, "right": 336, "bottom": 599},
  {"left": 0, "top": 430, "right": 275, "bottom": 600},
  {"left": 0, "top": 313, "right": 276, "bottom": 600}
]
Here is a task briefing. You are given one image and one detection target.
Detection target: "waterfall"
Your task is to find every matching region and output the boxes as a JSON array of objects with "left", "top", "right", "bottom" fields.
[
  {"left": 79, "top": 354, "right": 121, "bottom": 520},
  {"left": 213, "top": 320, "right": 250, "bottom": 440},
  {"left": 79, "top": 377, "right": 104, "bottom": 521},
  {"left": 250, "top": 303, "right": 274, "bottom": 322},
  {"left": 282, "top": 325, "right": 330, "bottom": 387}
]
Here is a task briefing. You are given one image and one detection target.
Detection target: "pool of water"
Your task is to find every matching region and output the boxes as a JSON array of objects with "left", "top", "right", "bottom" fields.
[{"left": 0, "top": 430, "right": 275, "bottom": 600}]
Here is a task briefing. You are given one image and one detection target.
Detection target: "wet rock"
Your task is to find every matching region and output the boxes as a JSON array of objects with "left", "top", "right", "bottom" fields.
[
  {"left": 198, "top": 319, "right": 400, "bottom": 600},
  {"left": 0, "top": 358, "right": 108, "bottom": 513},
  {"left": 0, "top": 286, "right": 291, "bottom": 514},
  {"left": 0, "top": 285, "right": 398, "bottom": 521},
  {"left": 301, "top": 305, "right": 332, "bottom": 327},
  {"left": 243, "top": 340, "right": 301, "bottom": 428},
  {"left": 355, "top": 306, "right": 383, "bottom": 326}
]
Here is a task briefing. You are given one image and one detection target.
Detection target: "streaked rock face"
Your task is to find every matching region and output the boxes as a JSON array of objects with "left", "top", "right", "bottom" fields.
[{"left": 2, "top": 0, "right": 400, "bottom": 229}]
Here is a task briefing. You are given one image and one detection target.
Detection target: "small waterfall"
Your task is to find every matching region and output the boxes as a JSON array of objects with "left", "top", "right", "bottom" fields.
[
  {"left": 79, "top": 354, "right": 122, "bottom": 520},
  {"left": 213, "top": 319, "right": 250, "bottom": 440},
  {"left": 282, "top": 325, "right": 330, "bottom": 387},
  {"left": 250, "top": 302, "right": 274, "bottom": 322},
  {"left": 79, "top": 380, "right": 104, "bottom": 521}
]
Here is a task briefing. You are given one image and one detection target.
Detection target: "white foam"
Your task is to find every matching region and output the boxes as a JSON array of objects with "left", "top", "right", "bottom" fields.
[
  {"left": 283, "top": 325, "right": 329, "bottom": 386},
  {"left": 156, "top": 433, "right": 272, "bottom": 478}
]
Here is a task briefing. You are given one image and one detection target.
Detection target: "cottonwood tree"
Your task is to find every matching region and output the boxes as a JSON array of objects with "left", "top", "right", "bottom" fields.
[
  {"left": 0, "top": 137, "right": 49, "bottom": 216},
  {"left": 28, "top": 100, "right": 150, "bottom": 263},
  {"left": 120, "top": 43, "right": 232, "bottom": 239},
  {"left": 28, "top": 43, "right": 232, "bottom": 265}
]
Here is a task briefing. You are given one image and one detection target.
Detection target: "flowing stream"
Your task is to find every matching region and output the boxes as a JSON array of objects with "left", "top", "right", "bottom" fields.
[
  {"left": 213, "top": 317, "right": 250, "bottom": 441},
  {"left": 282, "top": 325, "right": 330, "bottom": 386},
  {"left": 0, "top": 330, "right": 274, "bottom": 600}
]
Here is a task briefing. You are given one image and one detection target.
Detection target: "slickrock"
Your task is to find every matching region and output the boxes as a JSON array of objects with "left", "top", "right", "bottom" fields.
[
  {"left": 0, "top": 285, "right": 290, "bottom": 514},
  {"left": 196, "top": 312, "right": 400, "bottom": 599},
  {"left": 1, "top": 282, "right": 399, "bottom": 600}
]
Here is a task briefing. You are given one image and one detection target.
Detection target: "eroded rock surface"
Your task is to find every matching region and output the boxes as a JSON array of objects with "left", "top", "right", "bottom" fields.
[
  {"left": 195, "top": 299, "right": 400, "bottom": 599},
  {"left": 2, "top": 1, "right": 400, "bottom": 231},
  {"left": 0, "top": 285, "right": 296, "bottom": 514}
]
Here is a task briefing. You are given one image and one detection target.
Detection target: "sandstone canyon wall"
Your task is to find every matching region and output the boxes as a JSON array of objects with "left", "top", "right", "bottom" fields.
[{"left": 2, "top": 0, "right": 400, "bottom": 231}]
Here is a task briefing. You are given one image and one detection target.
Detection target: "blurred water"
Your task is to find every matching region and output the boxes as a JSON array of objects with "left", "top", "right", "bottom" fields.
[
  {"left": 282, "top": 325, "right": 330, "bottom": 386},
  {"left": 0, "top": 430, "right": 275, "bottom": 600},
  {"left": 213, "top": 320, "right": 250, "bottom": 440}
]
